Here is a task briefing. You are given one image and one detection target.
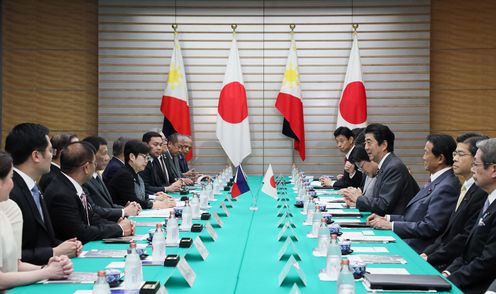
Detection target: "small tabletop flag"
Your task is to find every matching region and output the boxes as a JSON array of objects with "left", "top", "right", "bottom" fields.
[
  {"left": 261, "top": 164, "right": 277, "bottom": 199},
  {"left": 231, "top": 165, "right": 250, "bottom": 198}
]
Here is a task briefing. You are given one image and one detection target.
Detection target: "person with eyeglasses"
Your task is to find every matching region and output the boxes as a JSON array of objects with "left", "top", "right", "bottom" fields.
[
  {"left": 367, "top": 134, "right": 461, "bottom": 253},
  {"left": 341, "top": 146, "right": 379, "bottom": 207},
  {"left": 421, "top": 134, "right": 488, "bottom": 272},
  {"left": 43, "top": 142, "right": 134, "bottom": 244},
  {"left": 108, "top": 140, "right": 176, "bottom": 211},
  {"left": 440, "top": 138, "right": 496, "bottom": 294}
]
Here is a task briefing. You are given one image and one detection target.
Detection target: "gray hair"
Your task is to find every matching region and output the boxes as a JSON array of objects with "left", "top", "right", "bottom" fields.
[{"left": 477, "top": 138, "right": 496, "bottom": 168}]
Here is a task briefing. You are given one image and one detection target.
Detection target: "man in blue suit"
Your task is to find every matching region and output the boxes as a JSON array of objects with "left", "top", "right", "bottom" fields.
[
  {"left": 368, "top": 134, "right": 460, "bottom": 253},
  {"left": 102, "top": 137, "right": 126, "bottom": 185}
]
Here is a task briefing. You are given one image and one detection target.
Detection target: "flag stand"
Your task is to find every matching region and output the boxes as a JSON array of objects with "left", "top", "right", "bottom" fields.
[{"left": 249, "top": 189, "right": 259, "bottom": 211}]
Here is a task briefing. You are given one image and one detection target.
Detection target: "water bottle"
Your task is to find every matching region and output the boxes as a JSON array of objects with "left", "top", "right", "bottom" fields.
[
  {"left": 199, "top": 185, "right": 209, "bottom": 209},
  {"left": 166, "top": 211, "right": 179, "bottom": 244},
  {"left": 207, "top": 182, "right": 214, "bottom": 200},
  {"left": 311, "top": 205, "right": 323, "bottom": 236},
  {"left": 213, "top": 177, "right": 221, "bottom": 194},
  {"left": 305, "top": 199, "right": 315, "bottom": 224},
  {"left": 316, "top": 218, "right": 330, "bottom": 254},
  {"left": 152, "top": 224, "right": 166, "bottom": 263},
  {"left": 191, "top": 193, "right": 201, "bottom": 219},
  {"left": 92, "top": 270, "right": 110, "bottom": 294},
  {"left": 124, "top": 242, "right": 143, "bottom": 289},
  {"left": 181, "top": 199, "right": 192, "bottom": 230},
  {"left": 325, "top": 234, "right": 342, "bottom": 280},
  {"left": 337, "top": 259, "right": 355, "bottom": 293}
]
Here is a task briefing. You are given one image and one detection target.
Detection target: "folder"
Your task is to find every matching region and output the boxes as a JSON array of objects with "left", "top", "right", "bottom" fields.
[{"left": 363, "top": 274, "right": 452, "bottom": 291}]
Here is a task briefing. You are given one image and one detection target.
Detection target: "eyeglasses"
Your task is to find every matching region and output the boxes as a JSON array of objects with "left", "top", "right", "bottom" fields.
[
  {"left": 472, "top": 161, "right": 496, "bottom": 168},
  {"left": 137, "top": 153, "right": 148, "bottom": 161},
  {"left": 355, "top": 161, "right": 365, "bottom": 173},
  {"left": 453, "top": 151, "right": 471, "bottom": 158}
]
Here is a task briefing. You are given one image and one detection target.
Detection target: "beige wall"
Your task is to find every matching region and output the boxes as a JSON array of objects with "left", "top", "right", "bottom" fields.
[
  {"left": 1, "top": 0, "right": 98, "bottom": 144},
  {"left": 431, "top": 0, "right": 496, "bottom": 138}
]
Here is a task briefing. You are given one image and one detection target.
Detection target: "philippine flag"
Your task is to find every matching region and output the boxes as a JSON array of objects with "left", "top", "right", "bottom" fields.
[{"left": 231, "top": 165, "right": 250, "bottom": 198}]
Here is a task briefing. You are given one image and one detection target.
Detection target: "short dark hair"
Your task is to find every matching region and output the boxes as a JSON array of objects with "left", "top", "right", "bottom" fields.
[
  {"left": 5, "top": 123, "right": 50, "bottom": 165},
  {"left": 124, "top": 140, "right": 151, "bottom": 163},
  {"left": 167, "top": 133, "right": 179, "bottom": 145},
  {"left": 51, "top": 133, "right": 75, "bottom": 160},
  {"left": 112, "top": 137, "right": 127, "bottom": 157},
  {"left": 0, "top": 151, "right": 13, "bottom": 179},
  {"left": 350, "top": 146, "right": 369, "bottom": 164},
  {"left": 456, "top": 132, "right": 483, "bottom": 143},
  {"left": 60, "top": 142, "right": 95, "bottom": 174},
  {"left": 333, "top": 126, "right": 353, "bottom": 139},
  {"left": 426, "top": 134, "right": 457, "bottom": 166},
  {"left": 83, "top": 136, "right": 108, "bottom": 153},
  {"left": 142, "top": 131, "right": 162, "bottom": 144},
  {"left": 353, "top": 128, "right": 366, "bottom": 147},
  {"left": 464, "top": 135, "right": 490, "bottom": 157},
  {"left": 364, "top": 123, "right": 395, "bottom": 152}
]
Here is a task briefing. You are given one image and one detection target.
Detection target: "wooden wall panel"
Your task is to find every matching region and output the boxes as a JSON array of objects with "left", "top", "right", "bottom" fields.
[
  {"left": 431, "top": 0, "right": 496, "bottom": 137},
  {"left": 1, "top": 0, "right": 98, "bottom": 142}
]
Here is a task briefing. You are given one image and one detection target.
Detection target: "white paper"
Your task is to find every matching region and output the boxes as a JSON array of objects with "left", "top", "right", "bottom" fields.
[
  {"left": 193, "top": 236, "right": 209, "bottom": 260},
  {"left": 348, "top": 254, "right": 406, "bottom": 264},
  {"left": 277, "top": 237, "right": 301, "bottom": 260},
  {"left": 177, "top": 258, "right": 196, "bottom": 287},
  {"left": 134, "top": 208, "right": 174, "bottom": 218},
  {"left": 205, "top": 221, "right": 218, "bottom": 241},
  {"left": 333, "top": 219, "right": 361, "bottom": 224},
  {"left": 80, "top": 249, "right": 126, "bottom": 258},
  {"left": 366, "top": 267, "right": 409, "bottom": 275},
  {"left": 352, "top": 247, "right": 389, "bottom": 253},
  {"left": 212, "top": 211, "right": 224, "bottom": 228},
  {"left": 220, "top": 201, "right": 230, "bottom": 217},
  {"left": 344, "top": 235, "right": 396, "bottom": 243},
  {"left": 325, "top": 203, "right": 347, "bottom": 209},
  {"left": 278, "top": 256, "right": 306, "bottom": 286},
  {"left": 106, "top": 261, "right": 125, "bottom": 268}
]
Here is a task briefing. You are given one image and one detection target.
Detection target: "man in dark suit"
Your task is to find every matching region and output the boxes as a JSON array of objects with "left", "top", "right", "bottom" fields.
[
  {"left": 5, "top": 123, "right": 82, "bottom": 265},
  {"left": 441, "top": 138, "right": 496, "bottom": 293},
  {"left": 354, "top": 124, "right": 419, "bottom": 215},
  {"left": 163, "top": 133, "right": 194, "bottom": 185},
  {"left": 321, "top": 126, "right": 363, "bottom": 189},
  {"left": 368, "top": 134, "right": 461, "bottom": 253},
  {"left": 422, "top": 134, "right": 488, "bottom": 271},
  {"left": 102, "top": 137, "right": 126, "bottom": 185},
  {"left": 140, "top": 131, "right": 182, "bottom": 194},
  {"left": 82, "top": 136, "right": 140, "bottom": 222},
  {"left": 39, "top": 133, "right": 78, "bottom": 193},
  {"left": 44, "top": 142, "right": 134, "bottom": 244}
]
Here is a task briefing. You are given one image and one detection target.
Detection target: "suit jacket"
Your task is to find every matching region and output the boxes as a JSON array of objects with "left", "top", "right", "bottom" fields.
[
  {"left": 333, "top": 146, "right": 363, "bottom": 189},
  {"left": 102, "top": 157, "right": 124, "bottom": 186},
  {"left": 109, "top": 165, "right": 154, "bottom": 209},
  {"left": 390, "top": 169, "right": 461, "bottom": 253},
  {"left": 9, "top": 171, "right": 61, "bottom": 265},
  {"left": 83, "top": 175, "right": 123, "bottom": 222},
  {"left": 446, "top": 197, "right": 496, "bottom": 294},
  {"left": 163, "top": 152, "right": 181, "bottom": 181},
  {"left": 38, "top": 163, "right": 62, "bottom": 193},
  {"left": 425, "top": 183, "right": 487, "bottom": 270},
  {"left": 178, "top": 154, "right": 189, "bottom": 173},
  {"left": 44, "top": 173, "right": 123, "bottom": 244},
  {"left": 139, "top": 156, "right": 168, "bottom": 195},
  {"left": 356, "top": 153, "right": 419, "bottom": 216}
]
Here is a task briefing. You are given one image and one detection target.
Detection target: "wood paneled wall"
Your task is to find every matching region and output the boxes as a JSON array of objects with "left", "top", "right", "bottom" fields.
[
  {"left": 1, "top": 0, "right": 98, "bottom": 144},
  {"left": 431, "top": 0, "right": 496, "bottom": 138}
]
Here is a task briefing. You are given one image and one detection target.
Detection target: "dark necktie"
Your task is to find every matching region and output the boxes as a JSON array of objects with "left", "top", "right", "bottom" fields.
[
  {"left": 80, "top": 192, "right": 90, "bottom": 225},
  {"left": 159, "top": 156, "right": 170, "bottom": 183},
  {"left": 31, "top": 185, "right": 44, "bottom": 222}
]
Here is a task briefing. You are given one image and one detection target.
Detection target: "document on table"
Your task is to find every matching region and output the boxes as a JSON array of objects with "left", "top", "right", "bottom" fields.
[
  {"left": 342, "top": 235, "right": 396, "bottom": 243},
  {"left": 133, "top": 208, "right": 174, "bottom": 218},
  {"left": 348, "top": 254, "right": 406, "bottom": 264},
  {"left": 79, "top": 249, "right": 127, "bottom": 258},
  {"left": 366, "top": 267, "right": 409, "bottom": 275},
  {"left": 352, "top": 247, "right": 389, "bottom": 253},
  {"left": 39, "top": 272, "right": 97, "bottom": 284}
]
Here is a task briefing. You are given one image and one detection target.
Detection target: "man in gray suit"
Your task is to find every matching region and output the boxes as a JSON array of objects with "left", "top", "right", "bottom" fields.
[
  {"left": 82, "top": 136, "right": 140, "bottom": 221},
  {"left": 368, "top": 134, "right": 461, "bottom": 253},
  {"left": 354, "top": 124, "right": 419, "bottom": 215}
]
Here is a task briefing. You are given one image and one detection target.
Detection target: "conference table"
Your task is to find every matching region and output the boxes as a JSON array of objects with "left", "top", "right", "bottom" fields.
[{"left": 10, "top": 176, "right": 461, "bottom": 294}]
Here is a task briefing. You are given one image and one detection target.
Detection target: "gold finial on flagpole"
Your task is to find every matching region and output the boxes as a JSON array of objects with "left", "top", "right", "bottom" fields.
[
  {"left": 231, "top": 24, "right": 238, "bottom": 33},
  {"left": 352, "top": 23, "right": 359, "bottom": 36},
  {"left": 289, "top": 24, "right": 296, "bottom": 32},
  {"left": 172, "top": 24, "right": 178, "bottom": 32}
]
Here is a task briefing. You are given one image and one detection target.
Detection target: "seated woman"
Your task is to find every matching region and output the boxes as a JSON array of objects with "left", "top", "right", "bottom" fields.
[
  {"left": 108, "top": 140, "right": 176, "bottom": 210},
  {"left": 0, "top": 151, "right": 73, "bottom": 291}
]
